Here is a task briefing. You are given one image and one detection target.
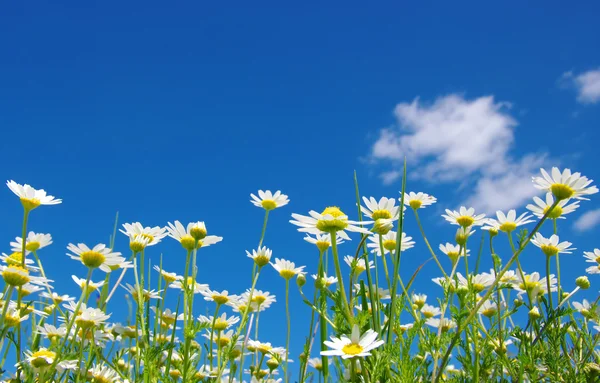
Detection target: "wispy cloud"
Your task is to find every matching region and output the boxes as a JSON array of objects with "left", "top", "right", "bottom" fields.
[
  {"left": 369, "top": 94, "right": 547, "bottom": 212},
  {"left": 561, "top": 69, "right": 600, "bottom": 104},
  {"left": 574, "top": 208, "right": 600, "bottom": 232}
]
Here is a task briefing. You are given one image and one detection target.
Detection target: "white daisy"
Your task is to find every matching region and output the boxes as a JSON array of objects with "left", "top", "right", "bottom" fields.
[
  {"left": 290, "top": 207, "right": 372, "bottom": 240},
  {"left": 240, "top": 289, "right": 277, "bottom": 309},
  {"left": 72, "top": 275, "right": 105, "bottom": 292},
  {"left": 75, "top": 307, "right": 111, "bottom": 329},
  {"left": 439, "top": 243, "right": 469, "bottom": 263},
  {"left": 123, "top": 283, "right": 162, "bottom": 302},
  {"left": 37, "top": 324, "right": 67, "bottom": 341},
  {"left": 246, "top": 246, "right": 272, "bottom": 268},
  {"left": 532, "top": 167, "right": 598, "bottom": 200},
  {"left": 573, "top": 299, "right": 596, "bottom": 318},
  {"left": 120, "top": 222, "right": 167, "bottom": 247},
  {"left": 367, "top": 231, "right": 414, "bottom": 256},
  {"left": 169, "top": 277, "right": 209, "bottom": 294},
  {"left": 343, "top": 255, "right": 374, "bottom": 274},
  {"left": 526, "top": 192, "right": 580, "bottom": 220},
  {"left": 583, "top": 249, "right": 600, "bottom": 264},
  {"left": 485, "top": 210, "right": 535, "bottom": 233},
  {"left": 321, "top": 324, "right": 384, "bottom": 359},
  {"left": 420, "top": 304, "right": 441, "bottom": 318},
  {"left": 361, "top": 196, "right": 402, "bottom": 221},
  {"left": 88, "top": 363, "right": 119, "bottom": 383},
  {"left": 271, "top": 258, "right": 305, "bottom": 280},
  {"left": 67, "top": 243, "right": 125, "bottom": 272},
  {"left": 198, "top": 312, "right": 240, "bottom": 331},
  {"left": 304, "top": 233, "right": 345, "bottom": 253},
  {"left": 10, "top": 232, "right": 53, "bottom": 253},
  {"left": 311, "top": 273, "right": 338, "bottom": 288},
  {"left": 24, "top": 348, "right": 57, "bottom": 371},
  {"left": 513, "top": 272, "right": 557, "bottom": 299},
  {"left": 0, "top": 265, "right": 50, "bottom": 287},
  {"left": 200, "top": 289, "right": 238, "bottom": 305},
  {"left": 412, "top": 293, "right": 427, "bottom": 308},
  {"left": 250, "top": 190, "right": 290, "bottom": 210},
  {"left": 402, "top": 192, "right": 437, "bottom": 210},
  {"left": 531, "top": 233, "right": 575, "bottom": 257},
  {"left": 166, "top": 220, "right": 222, "bottom": 251},
  {"left": 6, "top": 180, "right": 62, "bottom": 210},
  {"left": 39, "top": 291, "right": 74, "bottom": 304},
  {"left": 442, "top": 207, "right": 486, "bottom": 228},
  {"left": 425, "top": 318, "right": 457, "bottom": 332},
  {"left": 153, "top": 265, "right": 180, "bottom": 284}
]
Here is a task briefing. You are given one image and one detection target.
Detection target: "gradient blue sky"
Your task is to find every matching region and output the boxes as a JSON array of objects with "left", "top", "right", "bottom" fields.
[{"left": 2, "top": 0, "right": 600, "bottom": 375}]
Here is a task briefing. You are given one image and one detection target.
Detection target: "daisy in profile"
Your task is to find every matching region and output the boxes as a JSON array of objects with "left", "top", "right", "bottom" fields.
[
  {"left": 10, "top": 232, "right": 53, "bottom": 253},
  {"left": 420, "top": 304, "right": 441, "bottom": 318},
  {"left": 312, "top": 273, "right": 338, "bottom": 288},
  {"left": 343, "top": 255, "right": 374, "bottom": 274},
  {"left": 290, "top": 207, "right": 371, "bottom": 240},
  {"left": 72, "top": 275, "right": 105, "bottom": 292},
  {"left": 240, "top": 289, "right": 277, "bottom": 310},
  {"left": 513, "top": 272, "right": 557, "bottom": 298},
  {"left": 23, "top": 348, "right": 57, "bottom": 371},
  {"left": 321, "top": 324, "right": 384, "bottom": 359},
  {"left": 123, "top": 283, "right": 162, "bottom": 303},
  {"left": 246, "top": 246, "right": 272, "bottom": 268},
  {"left": 303, "top": 233, "right": 344, "bottom": 253},
  {"left": 37, "top": 323, "right": 67, "bottom": 342},
  {"left": 198, "top": 312, "right": 240, "bottom": 331},
  {"left": 361, "top": 196, "right": 402, "bottom": 221},
  {"left": 153, "top": 265, "right": 180, "bottom": 285},
  {"left": 88, "top": 363, "right": 119, "bottom": 383},
  {"left": 531, "top": 233, "right": 575, "bottom": 257},
  {"left": 425, "top": 318, "right": 457, "bottom": 333},
  {"left": 367, "top": 231, "right": 414, "bottom": 256},
  {"left": 166, "top": 220, "right": 222, "bottom": 251},
  {"left": 402, "top": 192, "right": 437, "bottom": 210},
  {"left": 532, "top": 167, "right": 598, "bottom": 200},
  {"left": 67, "top": 243, "right": 125, "bottom": 273},
  {"left": 307, "top": 357, "right": 328, "bottom": 371},
  {"left": 75, "top": 307, "right": 111, "bottom": 329},
  {"left": 584, "top": 249, "right": 600, "bottom": 264},
  {"left": 0, "top": 252, "right": 37, "bottom": 268},
  {"left": 6, "top": 180, "right": 62, "bottom": 211},
  {"left": 572, "top": 300, "right": 596, "bottom": 318},
  {"left": 40, "top": 292, "right": 74, "bottom": 304},
  {"left": 120, "top": 222, "right": 167, "bottom": 246},
  {"left": 439, "top": 243, "right": 469, "bottom": 263},
  {"left": 485, "top": 210, "right": 534, "bottom": 233},
  {"left": 201, "top": 289, "right": 238, "bottom": 305},
  {"left": 526, "top": 193, "right": 580, "bottom": 220},
  {"left": 250, "top": 190, "right": 289, "bottom": 210},
  {"left": 169, "top": 277, "right": 209, "bottom": 294},
  {"left": 271, "top": 258, "right": 305, "bottom": 280},
  {"left": 442, "top": 207, "right": 486, "bottom": 228}
]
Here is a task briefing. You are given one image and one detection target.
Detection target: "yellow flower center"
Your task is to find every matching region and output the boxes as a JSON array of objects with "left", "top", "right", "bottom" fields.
[
  {"left": 5, "top": 252, "right": 24, "bottom": 266},
  {"left": 550, "top": 184, "right": 575, "bottom": 200},
  {"left": 253, "top": 254, "right": 270, "bottom": 267},
  {"left": 543, "top": 205, "right": 563, "bottom": 219},
  {"left": 130, "top": 240, "right": 146, "bottom": 253},
  {"left": 80, "top": 251, "right": 106, "bottom": 269},
  {"left": 266, "top": 358, "right": 279, "bottom": 369},
  {"left": 75, "top": 318, "right": 97, "bottom": 329},
  {"left": 213, "top": 294, "right": 229, "bottom": 305},
  {"left": 422, "top": 311, "right": 435, "bottom": 319},
  {"left": 20, "top": 197, "right": 41, "bottom": 211},
  {"left": 161, "top": 272, "right": 178, "bottom": 284},
  {"left": 341, "top": 343, "right": 364, "bottom": 356},
  {"left": 30, "top": 350, "right": 56, "bottom": 369},
  {"left": 213, "top": 318, "right": 229, "bottom": 331},
  {"left": 229, "top": 348, "right": 242, "bottom": 359},
  {"left": 519, "top": 278, "right": 540, "bottom": 292},
  {"left": 279, "top": 270, "right": 297, "bottom": 280},
  {"left": 446, "top": 252, "right": 460, "bottom": 263},
  {"left": 180, "top": 235, "right": 197, "bottom": 251},
  {"left": 217, "top": 335, "right": 231, "bottom": 347},
  {"left": 472, "top": 283, "right": 485, "bottom": 293},
  {"left": 252, "top": 295, "right": 267, "bottom": 305},
  {"left": 169, "top": 370, "right": 182, "bottom": 379},
  {"left": 409, "top": 200, "right": 422, "bottom": 210},
  {"left": 316, "top": 207, "right": 348, "bottom": 232},
  {"left": 382, "top": 239, "right": 396, "bottom": 252},
  {"left": 481, "top": 308, "right": 497, "bottom": 318},
  {"left": 371, "top": 209, "right": 392, "bottom": 220},
  {"left": 2, "top": 266, "right": 30, "bottom": 286},
  {"left": 456, "top": 216, "right": 474, "bottom": 227},
  {"left": 315, "top": 240, "right": 331, "bottom": 253},
  {"left": 257, "top": 344, "right": 272, "bottom": 353},
  {"left": 261, "top": 199, "right": 277, "bottom": 211},
  {"left": 541, "top": 245, "right": 559, "bottom": 257},
  {"left": 190, "top": 227, "right": 207, "bottom": 241},
  {"left": 25, "top": 241, "right": 40, "bottom": 252},
  {"left": 5, "top": 314, "right": 21, "bottom": 327},
  {"left": 499, "top": 222, "right": 517, "bottom": 233}
]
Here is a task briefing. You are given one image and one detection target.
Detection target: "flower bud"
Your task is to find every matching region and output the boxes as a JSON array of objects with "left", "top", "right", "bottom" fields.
[
  {"left": 529, "top": 307, "right": 541, "bottom": 320},
  {"left": 576, "top": 276, "right": 591, "bottom": 290},
  {"left": 296, "top": 273, "right": 306, "bottom": 288},
  {"left": 372, "top": 219, "right": 393, "bottom": 235}
]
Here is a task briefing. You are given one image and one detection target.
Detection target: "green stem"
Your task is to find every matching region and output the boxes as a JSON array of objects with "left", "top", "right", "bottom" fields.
[
  {"left": 378, "top": 235, "right": 391, "bottom": 289},
  {"left": 546, "top": 255, "right": 553, "bottom": 311},
  {"left": 284, "top": 279, "right": 291, "bottom": 383},
  {"left": 330, "top": 232, "right": 352, "bottom": 322},
  {"left": 258, "top": 210, "right": 270, "bottom": 248}
]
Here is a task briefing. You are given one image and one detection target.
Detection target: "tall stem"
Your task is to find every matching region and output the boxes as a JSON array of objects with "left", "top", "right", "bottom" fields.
[
  {"left": 330, "top": 233, "right": 352, "bottom": 322},
  {"left": 284, "top": 279, "right": 291, "bottom": 383}
]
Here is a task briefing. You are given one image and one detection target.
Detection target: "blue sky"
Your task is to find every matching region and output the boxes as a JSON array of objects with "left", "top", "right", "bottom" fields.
[{"left": 2, "top": 0, "right": 600, "bottom": 376}]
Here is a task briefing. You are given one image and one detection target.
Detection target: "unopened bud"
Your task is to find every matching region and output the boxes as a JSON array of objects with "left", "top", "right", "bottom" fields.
[{"left": 576, "top": 276, "right": 591, "bottom": 290}]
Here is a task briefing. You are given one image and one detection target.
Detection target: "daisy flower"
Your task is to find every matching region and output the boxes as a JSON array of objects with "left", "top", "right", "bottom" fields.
[
  {"left": 40, "top": 292, "right": 74, "bottom": 305},
  {"left": 166, "top": 220, "right": 222, "bottom": 251},
  {"left": 425, "top": 318, "right": 457, "bottom": 333},
  {"left": 307, "top": 357, "right": 327, "bottom": 371},
  {"left": 0, "top": 264, "right": 47, "bottom": 287},
  {"left": 0, "top": 252, "right": 37, "bottom": 268},
  {"left": 531, "top": 233, "right": 575, "bottom": 257},
  {"left": 321, "top": 324, "right": 384, "bottom": 359},
  {"left": 241, "top": 289, "right": 277, "bottom": 309},
  {"left": 4, "top": 307, "right": 29, "bottom": 327},
  {"left": 485, "top": 210, "right": 535, "bottom": 233},
  {"left": 24, "top": 348, "right": 57, "bottom": 371},
  {"left": 513, "top": 272, "right": 557, "bottom": 298},
  {"left": 532, "top": 167, "right": 598, "bottom": 200},
  {"left": 304, "top": 233, "right": 345, "bottom": 253},
  {"left": 75, "top": 307, "right": 111, "bottom": 329},
  {"left": 198, "top": 313, "right": 240, "bottom": 331},
  {"left": 123, "top": 283, "right": 162, "bottom": 303},
  {"left": 420, "top": 304, "right": 441, "bottom": 318},
  {"left": 442, "top": 207, "right": 486, "bottom": 228},
  {"left": 526, "top": 192, "right": 580, "bottom": 220},
  {"left": 573, "top": 299, "right": 596, "bottom": 318},
  {"left": 583, "top": 249, "right": 600, "bottom": 264},
  {"left": 246, "top": 246, "right": 272, "bottom": 268},
  {"left": 153, "top": 265, "right": 180, "bottom": 284},
  {"left": 170, "top": 277, "right": 209, "bottom": 294},
  {"left": 402, "top": 192, "right": 437, "bottom": 210},
  {"left": 10, "top": 232, "right": 52, "bottom": 253},
  {"left": 367, "top": 231, "right": 414, "bottom": 256},
  {"left": 67, "top": 243, "right": 125, "bottom": 272},
  {"left": 439, "top": 243, "right": 469, "bottom": 263},
  {"left": 151, "top": 307, "right": 184, "bottom": 326},
  {"left": 72, "top": 275, "right": 105, "bottom": 292},
  {"left": 311, "top": 273, "right": 338, "bottom": 288},
  {"left": 455, "top": 226, "right": 475, "bottom": 246},
  {"left": 250, "top": 190, "right": 289, "bottom": 210},
  {"left": 478, "top": 300, "right": 504, "bottom": 318},
  {"left": 120, "top": 222, "right": 167, "bottom": 247},
  {"left": 6, "top": 180, "right": 62, "bottom": 211},
  {"left": 290, "top": 207, "right": 371, "bottom": 240},
  {"left": 412, "top": 293, "right": 427, "bottom": 309},
  {"left": 343, "top": 255, "right": 374, "bottom": 274},
  {"left": 88, "top": 364, "right": 119, "bottom": 383},
  {"left": 201, "top": 289, "right": 238, "bottom": 305},
  {"left": 37, "top": 323, "right": 67, "bottom": 341},
  {"left": 271, "top": 258, "right": 305, "bottom": 280},
  {"left": 361, "top": 196, "right": 402, "bottom": 221}
]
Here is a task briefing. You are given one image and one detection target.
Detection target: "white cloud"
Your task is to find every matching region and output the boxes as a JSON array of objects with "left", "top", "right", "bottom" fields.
[
  {"left": 561, "top": 69, "right": 600, "bottom": 104},
  {"left": 573, "top": 208, "right": 600, "bottom": 232},
  {"left": 370, "top": 94, "right": 547, "bottom": 213}
]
